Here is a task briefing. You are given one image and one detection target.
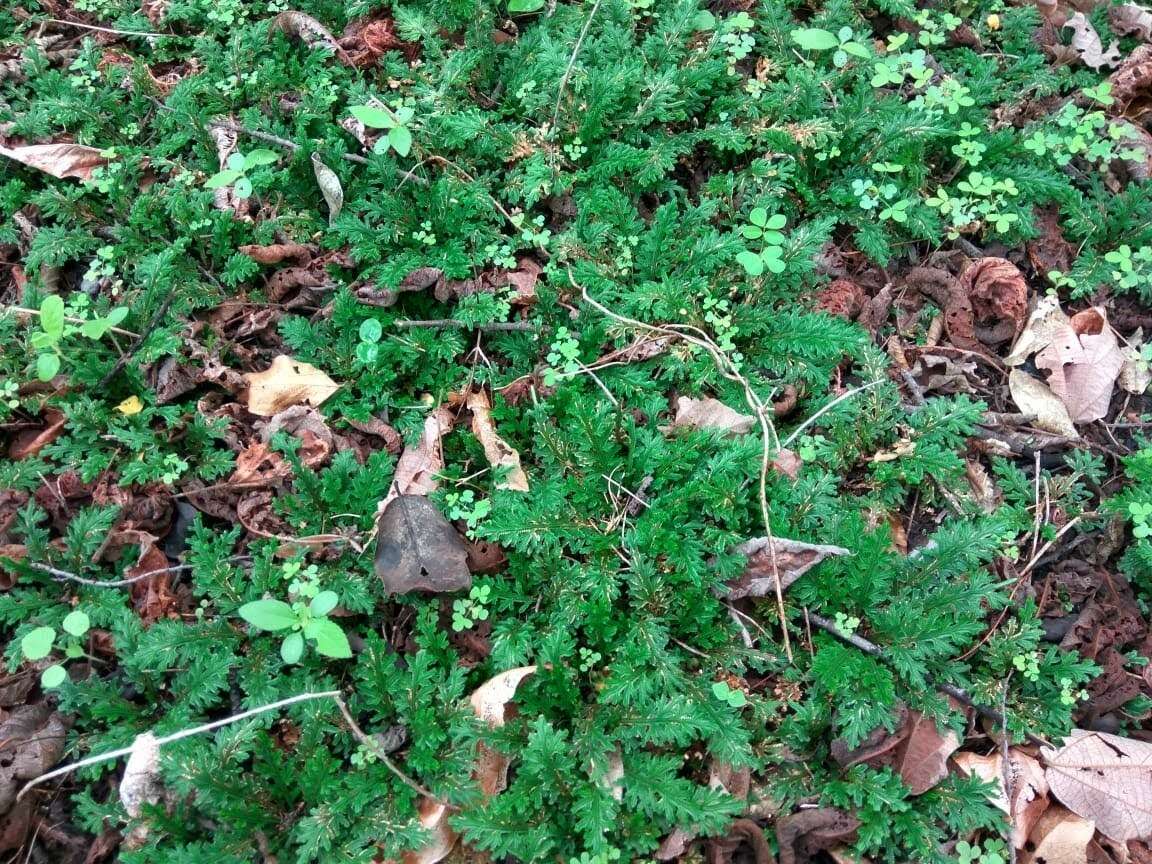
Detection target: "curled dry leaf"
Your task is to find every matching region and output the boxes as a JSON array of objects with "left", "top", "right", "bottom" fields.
[
  {"left": 270, "top": 11, "right": 345, "bottom": 58},
  {"left": 776, "top": 807, "right": 860, "bottom": 864},
  {"left": 1034, "top": 308, "right": 1124, "bottom": 423},
  {"left": 237, "top": 243, "right": 315, "bottom": 265},
  {"left": 960, "top": 257, "right": 1029, "bottom": 344},
  {"left": 120, "top": 732, "right": 162, "bottom": 818},
  {"left": 399, "top": 797, "right": 457, "bottom": 864},
  {"left": 470, "top": 666, "right": 536, "bottom": 796},
  {"left": 8, "top": 408, "right": 65, "bottom": 460},
  {"left": 1111, "top": 3, "right": 1152, "bottom": 40},
  {"left": 1020, "top": 805, "right": 1095, "bottom": 864},
  {"left": 1119, "top": 336, "right": 1152, "bottom": 394},
  {"left": 1007, "top": 295, "right": 1071, "bottom": 366},
  {"left": 310, "top": 154, "right": 343, "bottom": 225},
  {"left": 0, "top": 142, "right": 109, "bottom": 181},
  {"left": 0, "top": 704, "right": 67, "bottom": 813},
  {"left": 816, "top": 278, "right": 866, "bottom": 320},
  {"left": 954, "top": 750, "right": 1050, "bottom": 848},
  {"left": 378, "top": 406, "right": 455, "bottom": 511},
  {"left": 467, "top": 390, "right": 529, "bottom": 492},
  {"left": 1009, "top": 369, "right": 1079, "bottom": 438},
  {"left": 1042, "top": 729, "right": 1152, "bottom": 842},
  {"left": 374, "top": 495, "right": 470, "bottom": 595},
  {"left": 1063, "top": 13, "right": 1122, "bottom": 70},
  {"left": 893, "top": 711, "right": 961, "bottom": 795},
  {"left": 244, "top": 355, "right": 340, "bottom": 417},
  {"left": 725, "top": 536, "right": 851, "bottom": 599},
  {"left": 666, "top": 396, "right": 756, "bottom": 436},
  {"left": 1109, "top": 44, "right": 1152, "bottom": 121}
]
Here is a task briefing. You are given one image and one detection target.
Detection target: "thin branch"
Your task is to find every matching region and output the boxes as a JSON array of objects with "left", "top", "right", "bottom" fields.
[
  {"left": 332, "top": 696, "right": 440, "bottom": 801},
  {"left": 394, "top": 319, "right": 536, "bottom": 332},
  {"left": 25, "top": 555, "right": 251, "bottom": 588},
  {"left": 45, "top": 17, "right": 169, "bottom": 38},
  {"left": 781, "top": 380, "right": 885, "bottom": 448},
  {"left": 18, "top": 690, "right": 341, "bottom": 802},
  {"left": 2, "top": 306, "right": 139, "bottom": 338},
  {"left": 551, "top": 0, "right": 603, "bottom": 133}
]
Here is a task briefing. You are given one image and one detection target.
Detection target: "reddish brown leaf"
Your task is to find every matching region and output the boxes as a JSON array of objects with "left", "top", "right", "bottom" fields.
[
  {"left": 8, "top": 408, "right": 65, "bottom": 460},
  {"left": 128, "top": 542, "right": 177, "bottom": 625},
  {"left": 237, "top": 243, "right": 315, "bottom": 265},
  {"left": 817, "top": 278, "right": 865, "bottom": 319},
  {"left": 726, "top": 536, "right": 851, "bottom": 599},
  {"left": 960, "top": 257, "right": 1029, "bottom": 344},
  {"left": 0, "top": 143, "right": 109, "bottom": 181}
]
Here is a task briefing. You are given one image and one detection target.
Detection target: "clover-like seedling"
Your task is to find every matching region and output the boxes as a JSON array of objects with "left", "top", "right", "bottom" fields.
[
  {"left": 1129, "top": 501, "right": 1152, "bottom": 538},
  {"left": 204, "top": 148, "right": 279, "bottom": 199},
  {"left": 349, "top": 104, "right": 415, "bottom": 157},
  {"left": 239, "top": 590, "right": 351, "bottom": 664},
  {"left": 29, "top": 294, "right": 129, "bottom": 381},
  {"left": 20, "top": 609, "right": 91, "bottom": 689},
  {"left": 451, "top": 584, "right": 492, "bottom": 632},
  {"left": 736, "top": 208, "right": 788, "bottom": 276},
  {"left": 711, "top": 680, "right": 747, "bottom": 708}
]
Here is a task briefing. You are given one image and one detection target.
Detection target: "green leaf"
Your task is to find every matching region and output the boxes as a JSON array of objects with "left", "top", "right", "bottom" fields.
[
  {"left": 62, "top": 610, "right": 90, "bottom": 637},
  {"left": 205, "top": 169, "right": 243, "bottom": 189},
  {"left": 388, "top": 125, "right": 413, "bottom": 157},
  {"left": 791, "top": 28, "right": 840, "bottom": 50},
  {"left": 226, "top": 153, "right": 246, "bottom": 171},
  {"left": 41, "top": 665, "right": 67, "bottom": 689},
  {"left": 39, "top": 295, "right": 65, "bottom": 340},
  {"left": 234, "top": 177, "right": 254, "bottom": 199},
  {"left": 764, "top": 214, "right": 787, "bottom": 230},
  {"left": 359, "top": 318, "right": 383, "bottom": 343},
  {"left": 80, "top": 319, "right": 111, "bottom": 339},
  {"left": 736, "top": 250, "right": 764, "bottom": 276},
  {"left": 350, "top": 105, "right": 395, "bottom": 129},
  {"left": 239, "top": 599, "right": 298, "bottom": 631},
  {"left": 508, "top": 0, "right": 545, "bottom": 11},
  {"left": 306, "top": 619, "right": 352, "bottom": 658},
  {"left": 36, "top": 352, "right": 61, "bottom": 382},
  {"left": 741, "top": 225, "right": 763, "bottom": 240},
  {"left": 106, "top": 307, "right": 129, "bottom": 326},
  {"left": 21, "top": 626, "right": 56, "bottom": 660},
  {"left": 748, "top": 207, "right": 768, "bottom": 227},
  {"left": 281, "top": 631, "right": 304, "bottom": 664},
  {"left": 243, "top": 149, "right": 279, "bottom": 169},
  {"left": 310, "top": 590, "right": 339, "bottom": 617}
]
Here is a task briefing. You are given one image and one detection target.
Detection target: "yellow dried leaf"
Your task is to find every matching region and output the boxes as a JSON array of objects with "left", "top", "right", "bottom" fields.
[
  {"left": 243, "top": 355, "right": 339, "bottom": 417},
  {"left": 117, "top": 395, "right": 144, "bottom": 416}
]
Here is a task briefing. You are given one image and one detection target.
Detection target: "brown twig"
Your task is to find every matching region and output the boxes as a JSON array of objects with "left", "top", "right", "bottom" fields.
[
  {"left": 332, "top": 696, "right": 440, "bottom": 801},
  {"left": 25, "top": 555, "right": 252, "bottom": 587},
  {"left": 394, "top": 319, "right": 536, "bottom": 332}
]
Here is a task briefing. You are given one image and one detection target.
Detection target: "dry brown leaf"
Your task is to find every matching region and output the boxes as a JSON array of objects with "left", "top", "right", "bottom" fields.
[
  {"left": 311, "top": 154, "right": 343, "bottom": 225},
  {"left": 8, "top": 408, "right": 65, "bottom": 460},
  {"left": 1042, "top": 729, "right": 1152, "bottom": 842},
  {"left": 0, "top": 143, "right": 109, "bottom": 181},
  {"left": 1063, "top": 13, "right": 1122, "bottom": 69},
  {"left": 470, "top": 666, "right": 536, "bottom": 796},
  {"left": 1120, "top": 341, "right": 1152, "bottom": 394},
  {"left": 374, "top": 495, "right": 471, "bottom": 595},
  {"left": 1021, "top": 805, "right": 1095, "bottom": 864},
  {"left": 119, "top": 732, "right": 162, "bottom": 819},
  {"left": 1034, "top": 308, "right": 1124, "bottom": 423},
  {"left": 954, "top": 750, "right": 1050, "bottom": 848},
  {"left": 1009, "top": 369, "right": 1079, "bottom": 438},
  {"left": 961, "top": 257, "right": 1029, "bottom": 344},
  {"left": 399, "top": 798, "right": 457, "bottom": 864},
  {"left": 666, "top": 396, "right": 755, "bottom": 435},
  {"left": 270, "top": 11, "right": 345, "bottom": 57},
  {"left": 237, "top": 243, "right": 315, "bottom": 264},
  {"left": 894, "top": 711, "right": 961, "bottom": 795},
  {"left": 1007, "top": 295, "right": 1072, "bottom": 365},
  {"left": 725, "top": 536, "right": 851, "bottom": 599},
  {"left": 467, "top": 390, "right": 529, "bottom": 492},
  {"left": 1111, "top": 3, "right": 1152, "bottom": 40},
  {"left": 244, "top": 355, "right": 340, "bottom": 417},
  {"left": 378, "top": 407, "right": 455, "bottom": 512}
]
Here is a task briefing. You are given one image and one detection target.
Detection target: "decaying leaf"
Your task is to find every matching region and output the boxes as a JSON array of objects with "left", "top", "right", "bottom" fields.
[
  {"left": 378, "top": 407, "right": 455, "bottom": 511},
  {"left": 270, "top": 11, "right": 345, "bottom": 57},
  {"left": 237, "top": 243, "right": 315, "bottom": 265},
  {"left": 1008, "top": 369, "right": 1079, "bottom": 438},
  {"left": 1034, "top": 308, "right": 1124, "bottom": 423},
  {"left": 725, "top": 537, "right": 851, "bottom": 599},
  {"left": 1007, "top": 295, "right": 1072, "bottom": 366},
  {"left": 1111, "top": 3, "right": 1152, "bottom": 40},
  {"left": 954, "top": 750, "right": 1050, "bottom": 848},
  {"left": 1020, "top": 805, "right": 1095, "bottom": 864},
  {"left": 8, "top": 408, "right": 65, "bottom": 460},
  {"left": 1042, "top": 729, "right": 1152, "bottom": 842},
  {"left": 0, "top": 143, "right": 109, "bottom": 181},
  {"left": 960, "top": 257, "right": 1029, "bottom": 344},
  {"left": 470, "top": 666, "right": 536, "bottom": 795},
  {"left": 467, "top": 390, "right": 529, "bottom": 492},
  {"left": 374, "top": 495, "right": 470, "bottom": 595},
  {"left": 399, "top": 797, "right": 457, "bottom": 864},
  {"left": 0, "top": 704, "right": 67, "bottom": 814},
  {"left": 244, "top": 355, "right": 340, "bottom": 417},
  {"left": 311, "top": 154, "right": 343, "bottom": 225},
  {"left": 1063, "top": 13, "right": 1122, "bottom": 70},
  {"left": 893, "top": 711, "right": 960, "bottom": 795},
  {"left": 119, "top": 732, "right": 162, "bottom": 818},
  {"left": 776, "top": 808, "right": 860, "bottom": 864},
  {"left": 1120, "top": 336, "right": 1152, "bottom": 394},
  {"left": 666, "top": 396, "right": 755, "bottom": 435}
]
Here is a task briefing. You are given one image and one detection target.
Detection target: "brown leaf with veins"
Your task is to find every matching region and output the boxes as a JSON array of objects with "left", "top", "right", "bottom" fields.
[
  {"left": 0, "top": 143, "right": 109, "bottom": 180},
  {"left": 954, "top": 750, "right": 1050, "bottom": 848},
  {"left": 960, "top": 257, "right": 1028, "bottom": 344},
  {"left": 378, "top": 407, "right": 455, "bottom": 512},
  {"left": 8, "top": 408, "right": 65, "bottom": 460},
  {"left": 894, "top": 710, "right": 961, "bottom": 795},
  {"left": 1020, "top": 805, "right": 1094, "bottom": 864},
  {"left": 467, "top": 390, "right": 529, "bottom": 492},
  {"left": 725, "top": 536, "right": 851, "bottom": 599},
  {"left": 1008, "top": 369, "right": 1079, "bottom": 438},
  {"left": 244, "top": 355, "right": 340, "bottom": 417},
  {"left": 1111, "top": 3, "right": 1152, "bottom": 40},
  {"left": 666, "top": 396, "right": 755, "bottom": 435},
  {"left": 1063, "top": 13, "right": 1122, "bottom": 70},
  {"left": 374, "top": 495, "right": 470, "bottom": 595},
  {"left": 1034, "top": 307, "right": 1124, "bottom": 423},
  {"left": 128, "top": 541, "right": 178, "bottom": 625},
  {"left": 1109, "top": 45, "right": 1152, "bottom": 121},
  {"left": 238, "top": 243, "right": 315, "bottom": 265}
]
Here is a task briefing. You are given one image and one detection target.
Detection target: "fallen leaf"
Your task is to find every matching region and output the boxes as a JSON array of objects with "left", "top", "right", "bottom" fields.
[
  {"left": 311, "top": 154, "right": 343, "bottom": 225},
  {"left": 1034, "top": 308, "right": 1124, "bottom": 423},
  {"left": 378, "top": 407, "right": 455, "bottom": 511},
  {"left": 724, "top": 536, "right": 851, "bottom": 599},
  {"left": 0, "top": 143, "right": 109, "bottom": 181},
  {"left": 894, "top": 711, "right": 960, "bottom": 795},
  {"left": 119, "top": 732, "right": 162, "bottom": 818},
  {"left": 1063, "top": 13, "right": 1122, "bottom": 70},
  {"left": 128, "top": 541, "right": 178, "bottom": 625},
  {"left": 244, "top": 355, "right": 340, "bottom": 417},
  {"left": 772, "top": 448, "right": 803, "bottom": 479},
  {"left": 1009, "top": 369, "right": 1079, "bottom": 438},
  {"left": 8, "top": 408, "right": 65, "bottom": 460},
  {"left": 954, "top": 750, "right": 1050, "bottom": 848},
  {"left": 1120, "top": 336, "right": 1152, "bottom": 394},
  {"left": 470, "top": 666, "right": 536, "bottom": 796},
  {"left": 237, "top": 243, "right": 315, "bottom": 264},
  {"left": 1042, "top": 729, "right": 1152, "bottom": 842},
  {"left": 117, "top": 396, "right": 144, "bottom": 416},
  {"left": 960, "top": 257, "right": 1029, "bottom": 344},
  {"left": 1007, "top": 295, "right": 1072, "bottom": 366},
  {"left": 467, "top": 390, "right": 529, "bottom": 492},
  {"left": 0, "top": 704, "right": 67, "bottom": 814},
  {"left": 374, "top": 495, "right": 471, "bottom": 595},
  {"left": 270, "top": 11, "right": 345, "bottom": 57},
  {"left": 1109, "top": 44, "right": 1152, "bottom": 121},
  {"left": 776, "top": 808, "right": 860, "bottom": 864},
  {"left": 1021, "top": 805, "right": 1095, "bottom": 864},
  {"left": 1111, "top": 3, "right": 1152, "bottom": 40},
  {"left": 400, "top": 797, "right": 457, "bottom": 864},
  {"left": 666, "top": 396, "right": 755, "bottom": 435},
  {"left": 817, "top": 278, "right": 865, "bottom": 319}
]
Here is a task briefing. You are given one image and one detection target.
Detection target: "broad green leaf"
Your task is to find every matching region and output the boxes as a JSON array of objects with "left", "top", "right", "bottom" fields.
[
  {"left": 741, "top": 225, "right": 763, "bottom": 240},
  {"left": 62, "top": 610, "right": 90, "bottom": 637},
  {"left": 39, "top": 295, "right": 65, "bottom": 340},
  {"left": 508, "top": 0, "right": 545, "bottom": 11},
  {"left": 106, "top": 307, "right": 129, "bottom": 326},
  {"left": 310, "top": 590, "right": 339, "bottom": 617},
  {"left": 843, "top": 41, "right": 871, "bottom": 58},
  {"left": 234, "top": 176, "right": 254, "bottom": 199},
  {"left": 349, "top": 105, "right": 395, "bottom": 129},
  {"left": 41, "top": 665, "right": 67, "bottom": 688},
  {"left": 359, "top": 318, "right": 383, "bottom": 343},
  {"left": 748, "top": 207, "right": 768, "bottom": 227},
  {"left": 226, "top": 152, "right": 246, "bottom": 171},
  {"left": 21, "top": 626, "right": 56, "bottom": 660},
  {"left": 239, "top": 599, "right": 298, "bottom": 631},
  {"left": 736, "top": 250, "right": 764, "bottom": 276},
  {"left": 205, "top": 169, "right": 243, "bottom": 189},
  {"left": 36, "top": 352, "right": 61, "bottom": 382},
  {"left": 388, "top": 125, "right": 413, "bottom": 157},
  {"left": 281, "top": 631, "right": 304, "bottom": 664},
  {"left": 243, "top": 149, "right": 279, "bottom": 168},
  {"left": 764, "top": 213, "right": 787, "bottom": 230},
  {"left": 791, "top": 28, "right": 840, "bottom": 50},
  {"left": 306, "top": 619, "right": 352, "bottom": 658},
  {"left": 80, "top": 319, "right": 111, "bottom": 339}
]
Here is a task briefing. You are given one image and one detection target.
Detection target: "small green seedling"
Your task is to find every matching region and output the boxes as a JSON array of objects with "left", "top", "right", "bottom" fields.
[
  {"left": 1129, "top": 501, "right": 1152, "bottom": 538},
  {"left": 578, "top": 647, "right": 602, "bottom": 672},
  {"left": 711, "top": 679, "right": 747, "bottom": 708},
  {"left": 452, "top": 584, "right": 491, "bottom": 632},
  {"left": 356, "top": 318, "right": 384, "bottom": 364},
  {"left": 791, "top": 26, "right": 871, "bottom": 67},
  {"left": 508, "top": 0, "right": 545, "bottom": 12},
  {"left": 239, "top": 590, "right": 351, "bottom": 663},
  {"left": 445, "top": 490, "right": 492, "bottom": 531},
  {"left": 204, "top": 148, "right": 279, "bottom": 198},
  {"left": 28, "top": 294, "right": 129, "bottom": 381},
  {"left": 349, "top": 104, "right": 414, "bottom": 157},
  {"left": 736, "top": 208, "right": 788, "bottom": 276},
  {"left": 20, "top": 609, "right": 91, "bottom": 689},
  {"left": 956, "top": 839, "right": 1007, "bottom": 864}
]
